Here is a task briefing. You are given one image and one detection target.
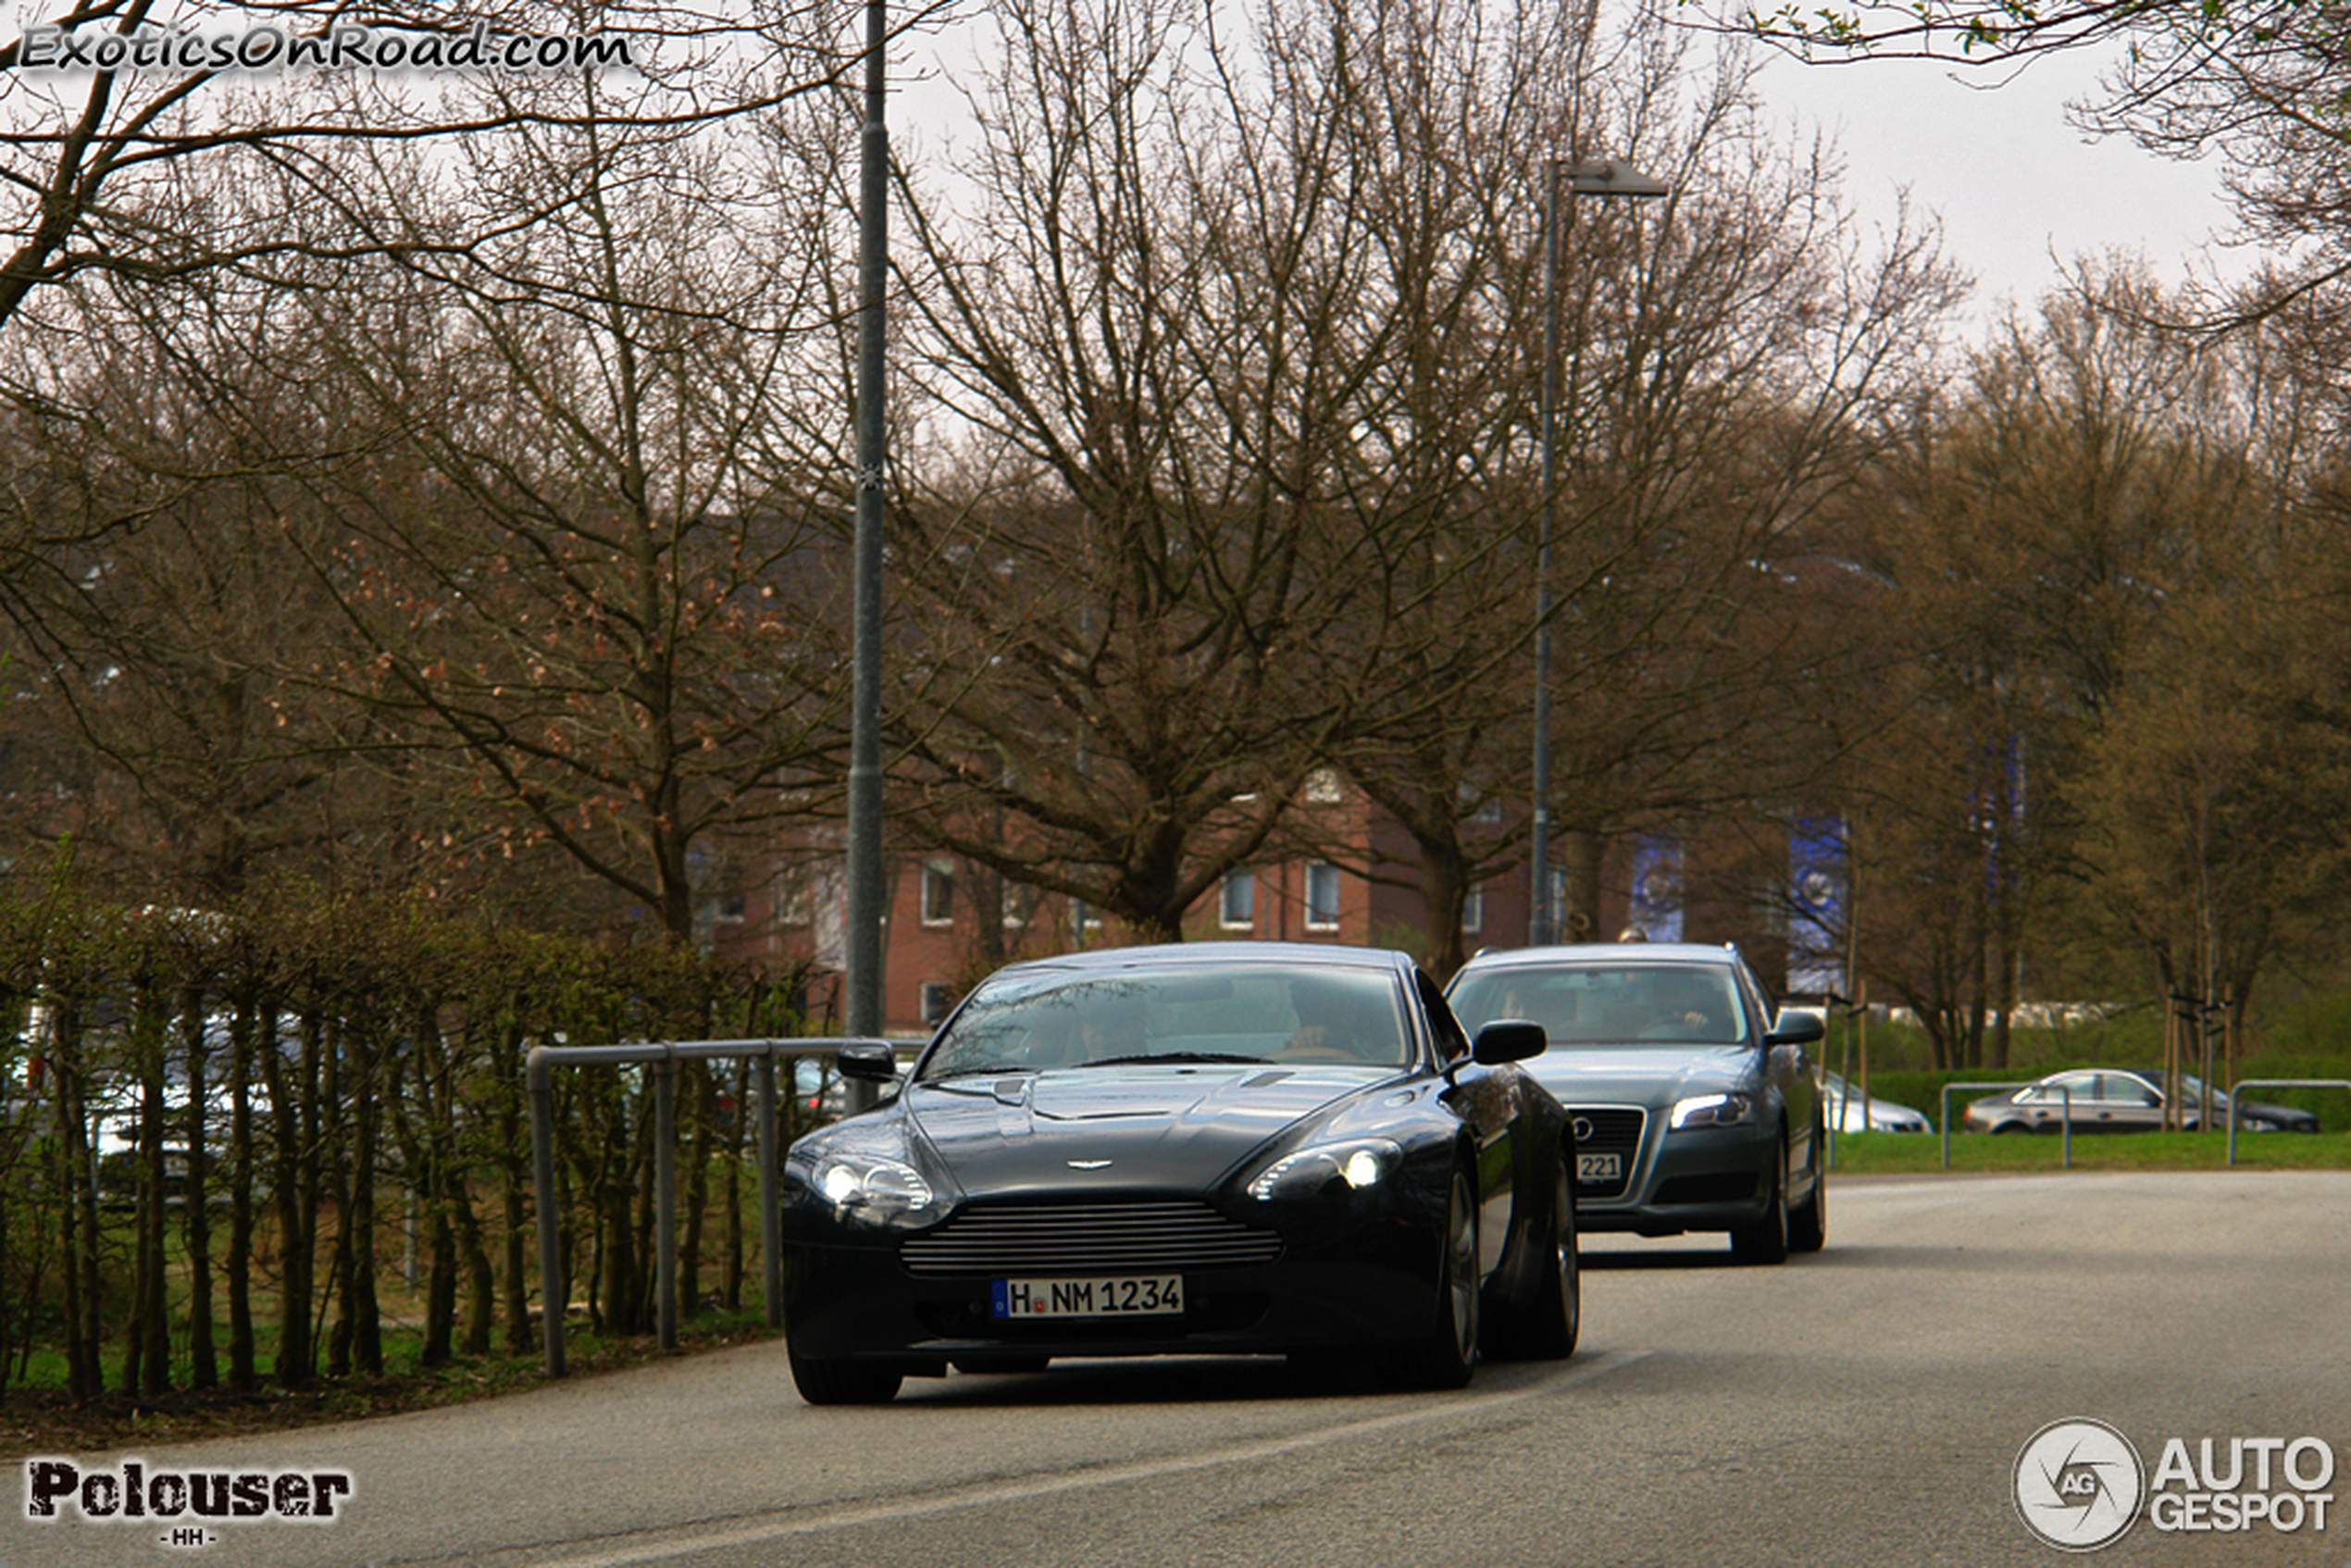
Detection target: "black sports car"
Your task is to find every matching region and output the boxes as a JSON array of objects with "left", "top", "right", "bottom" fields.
[{"left": 778, "top": 942, "right": 1581, "bottom": 1404}]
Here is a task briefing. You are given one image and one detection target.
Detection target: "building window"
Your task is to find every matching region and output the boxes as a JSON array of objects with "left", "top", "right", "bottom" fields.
[
  {"left": 1002, "top": 881, "right": 1039, "bottom": 929},
  {"left": 1220, "top": 870, "right": 1256, "bottom": 928},
  {"left": 1304, "top": 862, "right": 1342, "bottom": 930},
  {"left": 920, "top": 860, "right": 953, "bottom": 926},
  {"left": 1461, "top": 882, "right": 1484, "bottom": 934},
  {"left": 919, "top": 982, "right": 957, "bottom": 1026},
  {"left": 1457, "top": 782, "right": 1502, "bottom": 823},
  {"left": 1304, "top": 767, "right": 1345, "bottom": 803}
]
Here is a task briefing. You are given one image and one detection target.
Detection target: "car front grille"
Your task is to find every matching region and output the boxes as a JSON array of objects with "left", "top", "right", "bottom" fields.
[
  {"left": 900, "top": 1200, "right": 1285, "bottom": 1277},
  {"left": 1568, "top": 1106, "right": 1645, "bottom": 1200}
]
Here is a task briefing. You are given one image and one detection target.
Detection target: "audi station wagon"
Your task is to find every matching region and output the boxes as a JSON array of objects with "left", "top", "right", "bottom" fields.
[{"left": 1447, "top": 943, "right": 1826, "bottom": 1264}]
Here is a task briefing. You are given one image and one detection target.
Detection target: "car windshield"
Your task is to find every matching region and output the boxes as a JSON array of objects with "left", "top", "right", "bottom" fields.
[
  {"left": 1450, "top": 964, "right": 1744, "bottom": 1047},
  {"left": 918, "top": 964, "right": 1412, "bottom": 1079}
]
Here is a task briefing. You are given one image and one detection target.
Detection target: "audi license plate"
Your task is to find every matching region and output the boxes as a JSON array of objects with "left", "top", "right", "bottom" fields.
[
  {"left": 990, "top": 1275, "right": 1184, "bottom": 1319},
  {"left": 1575, "top": 1152, "right": 1622, "bottom": 1182}
]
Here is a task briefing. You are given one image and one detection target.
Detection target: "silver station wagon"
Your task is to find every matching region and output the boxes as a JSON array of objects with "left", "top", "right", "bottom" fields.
[{"left": 1447, "top": 942, "right": 1826, "bottom": 1264}]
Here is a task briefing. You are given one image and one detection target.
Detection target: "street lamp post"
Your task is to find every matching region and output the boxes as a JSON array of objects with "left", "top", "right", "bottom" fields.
[
  {"left": 1530, "top": 157, "right": 1667, "bottom": 949},
  {"left": 845, "top": 0, "right": 890, "bottom": 1051}
]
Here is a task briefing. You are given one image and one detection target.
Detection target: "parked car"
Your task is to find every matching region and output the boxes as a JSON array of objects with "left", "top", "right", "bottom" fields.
[
  {"left": 1963, "top": 1068, "right": 2320, "bottom": 1134},
  {"left": 778, "top": 941, "right": 1580, "bottom": 1404},
  {"left": 1446, "top": 942, "right": 1825, "bottom": 1265},
  {"left": 1822, "top": 1071, "right": 1931, "bottom": 1134}
]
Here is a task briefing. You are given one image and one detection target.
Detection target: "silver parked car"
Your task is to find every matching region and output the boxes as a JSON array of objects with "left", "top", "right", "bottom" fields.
[
  {"left": 1447, "top": 943, "right": 1826, "bottom": 1264},
  {"left": 1823, "top": 1070, "right": 1930, "bottom": 1133},
  {"left": 1963, "top": 1068, "right": 2320, "bottom": 1134}
]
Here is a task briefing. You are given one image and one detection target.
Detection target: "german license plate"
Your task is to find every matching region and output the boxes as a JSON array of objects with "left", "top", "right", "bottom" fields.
[
  {"left": 1575, "top": 1152, "right": 1622, "bottom": 1182},
  {"left": 990, "top": 1275, "right": 1184, "bottom": 1319}
]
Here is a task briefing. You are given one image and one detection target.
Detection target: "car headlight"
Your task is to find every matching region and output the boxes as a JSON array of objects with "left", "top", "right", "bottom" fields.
[
  {"left": 1246, "top": 1138, "right": 1402, "bottom": 1201},
  {"left": 813, "top": 1154, "right": 934, "bottom": 1213},
  {"left": 1669, "top": 1092, "right": 1755, "bottom": 1130}
]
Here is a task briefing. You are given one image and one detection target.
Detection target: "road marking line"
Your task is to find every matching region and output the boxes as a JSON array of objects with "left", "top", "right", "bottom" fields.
[{"left": 522, "top": 1350, "right": 1650, "bottom": 1568}]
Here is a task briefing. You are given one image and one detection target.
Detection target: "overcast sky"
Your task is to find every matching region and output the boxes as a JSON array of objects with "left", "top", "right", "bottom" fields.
[{"left": 1752, "top": 43, "right": 2245, "bottom": 323}]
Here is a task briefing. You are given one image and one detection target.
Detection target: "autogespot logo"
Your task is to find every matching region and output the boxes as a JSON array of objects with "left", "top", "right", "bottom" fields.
[{"left": 2014, "top": 1418, "right": 2145, "bottom": 1552}]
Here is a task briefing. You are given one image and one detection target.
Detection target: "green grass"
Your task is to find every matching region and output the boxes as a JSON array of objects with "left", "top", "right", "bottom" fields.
[
  {"left": 1825, "top": 1128, "right": 2351, "bottom": 1175},
  {"left": 1836, "top": 1062, "right": 2351, "bottom": 1134}
]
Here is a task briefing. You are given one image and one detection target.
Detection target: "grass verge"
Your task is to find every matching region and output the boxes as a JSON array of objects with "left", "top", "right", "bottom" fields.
[{"left": 1826, "top": 1129, "right": 2351, "bottom": 1176}]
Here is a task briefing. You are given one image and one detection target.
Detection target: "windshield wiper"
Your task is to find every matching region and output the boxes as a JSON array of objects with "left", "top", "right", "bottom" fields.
[{"left": 1084, "top": 1052, "right": 1267, "bottom": 1067}]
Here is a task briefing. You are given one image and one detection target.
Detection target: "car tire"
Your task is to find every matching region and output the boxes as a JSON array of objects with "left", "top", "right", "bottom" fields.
[
  {"left": 1787, "top": 1126, "right": 1826, "bottom": 1255},
  {"left": 789, "top": 1351, "right": 904, "bottom": 1406},
  {"left": 1729, "top": 1134, "right": 1790, "bottom": 1266},
  {"left": 1990, "top": 1122, "right": 2028, "bottom": 1135},
  {"left": 1398, "top": 1164, "right": 1479, "bottom": 1388},
  {"left": 1515, "top": 1161, "right": 1580, "bottom": 1360}
]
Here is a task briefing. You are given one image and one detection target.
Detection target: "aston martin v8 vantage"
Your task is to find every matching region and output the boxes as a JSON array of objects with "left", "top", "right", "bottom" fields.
[{"left": 778, "top": 942, "right": 1580, "bottom": 1404}]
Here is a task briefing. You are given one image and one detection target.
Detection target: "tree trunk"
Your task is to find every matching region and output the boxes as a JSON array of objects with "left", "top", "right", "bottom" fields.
[
  {"left": 179, "top": 988, "right": 218, "bottom": 1389},
  {"left": 226, "top": 999, "right": 258, "bottom": 1391}
]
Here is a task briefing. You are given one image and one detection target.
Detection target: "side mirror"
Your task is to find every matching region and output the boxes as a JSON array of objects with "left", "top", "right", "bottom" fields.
[
  {"left": 1471, "top": 1019, "right": 1548, "bottom": 1065},
  {"left": 1766, "top": 1010, "right": 1825, "bottom": 1047},
  {"left": 836, "top": 1040, "right": 900, "bottom": 1082}
]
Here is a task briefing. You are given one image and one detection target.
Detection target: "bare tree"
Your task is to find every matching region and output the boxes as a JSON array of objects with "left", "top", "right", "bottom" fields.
[
  {"left": 881, "top": 0, "right": 1426, "bottom": 941},
  {"left": 1515, "top": 23, "right": 1963, "bottom": 941},
  {"left": 0, "top": 1, "right": 897, "bottom": 331},
  {"left": 224, "top": 105, "right": 858, "bottom": 945},
  {"left": 1837, "top": 268, "right": 2334, "bottom": 1062},
  {"left": 0, "top": 283, "right": 396, "bottom": 906}
]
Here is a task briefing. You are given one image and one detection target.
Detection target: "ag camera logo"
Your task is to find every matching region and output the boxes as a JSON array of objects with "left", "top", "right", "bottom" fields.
[{"left": 2013, "top": 1418, "right": 2144, "bottom": 1551}]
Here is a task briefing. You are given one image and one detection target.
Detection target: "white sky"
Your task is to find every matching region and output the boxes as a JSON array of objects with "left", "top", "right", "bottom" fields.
[{"left": 1752, "top": 44, "right": 2245, "bottom": 323}]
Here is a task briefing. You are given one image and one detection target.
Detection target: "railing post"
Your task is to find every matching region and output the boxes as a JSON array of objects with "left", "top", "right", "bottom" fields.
[
  {"left": 757, "top": 1046, "right": 783, "bottom": 1329},
  {"left": 655, "top": 1051, "right": 679, "bottom": 1350},
  {"left": 528, "top": 1047, "right": 566, "bottom": 1378},
  {"left": 1942, "top": 1079, "right": 2067, "bottom": 1172}
]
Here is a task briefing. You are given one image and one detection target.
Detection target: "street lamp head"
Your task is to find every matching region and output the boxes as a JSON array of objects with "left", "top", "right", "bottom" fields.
[{"left": 1561, "top": 158, "right": 1669, "bottom": 199}]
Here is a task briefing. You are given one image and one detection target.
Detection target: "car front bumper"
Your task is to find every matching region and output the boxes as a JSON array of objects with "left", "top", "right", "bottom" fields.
[
  {"left": 1567, "top": 1106, "right": 1777, "bottom": 1237},
  {"left": 781, "top": 1196, "right": 1446, "bottom": 1366}
]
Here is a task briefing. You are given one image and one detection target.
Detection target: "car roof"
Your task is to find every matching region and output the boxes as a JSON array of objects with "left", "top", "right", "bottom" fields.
[
  {"left": 1454, "top": 942, "right": 1743, "bottom": 972},
  {"left": 981, "top": 941, "right": 1415, "bottom": 981},
  {"left": 2034, "top": 1067, "right": 2168, "bottom": 1082}
]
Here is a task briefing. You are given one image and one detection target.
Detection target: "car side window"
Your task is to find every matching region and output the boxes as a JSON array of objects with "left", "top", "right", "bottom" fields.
[{"left": 2039, "top": 1072, "right": 2096, "bottom": 1104}]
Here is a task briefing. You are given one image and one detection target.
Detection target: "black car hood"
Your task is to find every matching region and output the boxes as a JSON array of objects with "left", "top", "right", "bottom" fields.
[{"left": 902, "top": 1064, "right": 1392, "bottom": 1196}]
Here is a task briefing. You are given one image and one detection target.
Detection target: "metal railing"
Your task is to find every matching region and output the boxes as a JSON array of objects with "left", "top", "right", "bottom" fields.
[
  {"left": 1941, "top": 1081, "right": 2071, "bottom": 1171},
  {"left": 524, "top": 1036, "right": 914, "bottom": 1377},
  {"left": 2226, "top": 1079, "right": 2351, "bottom": 1166}
]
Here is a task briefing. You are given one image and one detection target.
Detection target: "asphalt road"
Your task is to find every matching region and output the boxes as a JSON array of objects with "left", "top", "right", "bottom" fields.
[{"left": 6, "top": 1169, "right": 2347, "bottom": 1568}]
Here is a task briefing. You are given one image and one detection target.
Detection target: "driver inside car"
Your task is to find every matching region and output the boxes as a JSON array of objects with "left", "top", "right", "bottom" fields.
[{"left": 1282, "top": 976, "right": 1399, "bottom": 1064}]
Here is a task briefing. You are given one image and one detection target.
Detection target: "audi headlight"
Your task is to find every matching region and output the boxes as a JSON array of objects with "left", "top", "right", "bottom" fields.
[
  {"left": 1668, "top": 1092, "right": 1755, "bottom": 1130},
  {"left": 1246, "top": 1138, "right": 1401, "bottom": 1201}
]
